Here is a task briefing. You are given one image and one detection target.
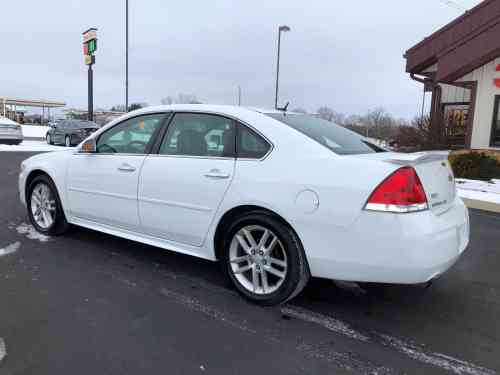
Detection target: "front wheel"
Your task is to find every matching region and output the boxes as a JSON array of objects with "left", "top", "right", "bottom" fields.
[
  {"left": 222, "top": 212, "right": 310, "bottom": 306},
  {"left": 65, "top": 135, "right": 71, "bottom": 147},
  {"left": 46, "top": 133, "right": 52, "bottom": 145},
  {"left": 27, "top": 175, "right": 69, "bottom": 236}
]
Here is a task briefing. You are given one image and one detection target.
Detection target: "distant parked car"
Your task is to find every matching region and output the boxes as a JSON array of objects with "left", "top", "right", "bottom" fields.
[
  {"left": 46, "top": 119, "right": 100, "bottom": 147},
  {"left": 0, "top": 116, "right": 23, "bottom": 145}
]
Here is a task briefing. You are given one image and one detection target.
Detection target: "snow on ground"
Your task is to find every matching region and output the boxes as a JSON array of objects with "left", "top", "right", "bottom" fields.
[
  {"left": 0, "top": 140, "right": 67, "bottom": 152},
  {"left": 21, "top": 125, "right": 50, "bottom": 138},
  {"left": 456, "top": 178, "right": 500, "bottom": 205},
  {"left": 455, "top": 178, "right": 500, "bottom": 194}
]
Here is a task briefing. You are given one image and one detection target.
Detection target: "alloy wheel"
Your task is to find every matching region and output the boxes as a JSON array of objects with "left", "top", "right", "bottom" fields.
[
  {"left": 30, "top": 183, "right": 56, "bottom": 229},
  {"left": 229, "top": 225, "right": 288, "bottom": 295}
]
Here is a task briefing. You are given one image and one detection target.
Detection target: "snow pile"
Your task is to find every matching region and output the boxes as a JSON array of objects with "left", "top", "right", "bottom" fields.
[
  {"left": 0, "top": 140, "right": 65, "bottom": 152},
  {"left": 21, "top": 125, "right": 50, "bottom": 138},
  {"left": 456, "top": 178, "right": 500, "bottom": 205}
]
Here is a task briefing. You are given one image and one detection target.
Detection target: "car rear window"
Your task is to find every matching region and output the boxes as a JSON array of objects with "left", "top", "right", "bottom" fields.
[{"left": 266, "top": 113, "right": 382, "bottom": 155}]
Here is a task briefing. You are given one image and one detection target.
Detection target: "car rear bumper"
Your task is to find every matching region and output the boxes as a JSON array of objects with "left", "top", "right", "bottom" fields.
[
  {"left": 0, "top": 134, "right": 23, "bottom": 143},
  {"left": 306, "top": 196, "right": 469, "bottom": 284}
]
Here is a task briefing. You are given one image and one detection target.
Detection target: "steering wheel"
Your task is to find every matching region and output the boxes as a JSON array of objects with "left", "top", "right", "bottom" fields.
[{"left": 128, "top": 140, "right": 147, "bottom": 152}]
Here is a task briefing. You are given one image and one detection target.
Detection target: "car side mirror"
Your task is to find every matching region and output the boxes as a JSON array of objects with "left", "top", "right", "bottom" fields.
[{"left": 80, "top": 138, "right": 97, "bottom": 153}]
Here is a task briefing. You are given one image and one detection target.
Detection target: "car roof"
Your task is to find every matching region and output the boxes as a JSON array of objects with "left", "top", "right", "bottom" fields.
[{"left": 128, "top": 104, "right": 297, "bottom": 118}]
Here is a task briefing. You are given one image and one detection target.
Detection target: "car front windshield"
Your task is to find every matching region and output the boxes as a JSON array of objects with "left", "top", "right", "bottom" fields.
[{"left": 266, "top": 113, "right": 382, "bottom": 155}]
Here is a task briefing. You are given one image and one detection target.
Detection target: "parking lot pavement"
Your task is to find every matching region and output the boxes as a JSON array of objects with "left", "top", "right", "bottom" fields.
[{"left": 0, "top": 152, "right": 499, "bottom": 375}]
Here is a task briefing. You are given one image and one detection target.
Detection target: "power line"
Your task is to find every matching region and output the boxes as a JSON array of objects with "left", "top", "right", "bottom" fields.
[{"left": 438, "top": 0, "right": 467, "bottom": 11}]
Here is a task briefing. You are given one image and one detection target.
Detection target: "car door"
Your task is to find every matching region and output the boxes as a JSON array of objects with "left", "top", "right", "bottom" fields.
[
  {"left": 53, "top": 121, "right": 66, "bottom": 144},
  {"left": 138, "top": 112, "right": 236, "bottom": 247},
  {"left": 66, "top": 113, "right": 166, "bottom": 231}
]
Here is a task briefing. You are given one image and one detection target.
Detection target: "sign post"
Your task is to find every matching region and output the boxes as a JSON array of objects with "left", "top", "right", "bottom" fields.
[{"left": 82, "top": 28, "right": 98, "bottom": 121}]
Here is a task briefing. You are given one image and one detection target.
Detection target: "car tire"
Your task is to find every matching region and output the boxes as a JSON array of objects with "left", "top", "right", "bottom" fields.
[
  {"left": 222, "top": 211, "right": 310, "bottom": 306},
  {"left": 65, "top": 135, "right": 71, "bottom": 147},
  {"left": 46, "top": 133, "right": 52, "bottom": 145},
  {"left": 27, "top": 174, "right": 70, "bottom": 236}
]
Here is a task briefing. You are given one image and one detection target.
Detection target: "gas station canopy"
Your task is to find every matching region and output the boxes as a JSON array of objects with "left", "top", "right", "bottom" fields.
[{"left": 1, "top": 97, "right": 66, "bottom": 109}]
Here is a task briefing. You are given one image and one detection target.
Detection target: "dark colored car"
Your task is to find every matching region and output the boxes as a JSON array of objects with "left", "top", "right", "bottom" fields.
[{"left": 46, "top": 120, "right": 100, "bottom": 147}]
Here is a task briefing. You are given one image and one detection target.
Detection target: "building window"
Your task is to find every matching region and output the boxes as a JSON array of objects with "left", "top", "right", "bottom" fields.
[{"left": 490, "top": 96, "right": 500, "bottom": 147}]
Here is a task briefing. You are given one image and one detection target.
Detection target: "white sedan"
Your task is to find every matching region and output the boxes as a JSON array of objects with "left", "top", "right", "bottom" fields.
[{"left": 19, "top": 105, "right": 469, "bottom": 305}]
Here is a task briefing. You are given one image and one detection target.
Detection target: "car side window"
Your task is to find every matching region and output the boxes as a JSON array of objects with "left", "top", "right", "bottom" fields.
[
  {"left": 237, "top": 124, "right": 271, "bottom": 159},
  {"left": 96, "top": 114, "right": 165, "bottom": 154},
  {"left": 159, "top": 113, "right": 235, "bottom": 157}
]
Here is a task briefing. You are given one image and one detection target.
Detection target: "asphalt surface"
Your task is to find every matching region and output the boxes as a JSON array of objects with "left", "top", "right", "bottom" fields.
[{"left": 0, "top": 152, "right": 499, "bottom": 375}]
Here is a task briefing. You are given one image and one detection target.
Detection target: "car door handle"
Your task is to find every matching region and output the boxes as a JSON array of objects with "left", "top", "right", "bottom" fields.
[
  {"left": 118, "top": 163, "right": 136, "bottom": 172},
  {"left": 204, "top": 169, "right": 230, "bottom": 179}
]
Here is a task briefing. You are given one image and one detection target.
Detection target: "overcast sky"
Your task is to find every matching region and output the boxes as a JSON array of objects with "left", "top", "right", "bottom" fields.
[{"left": 0, "top": 0, "right": 483, "bottom": 118}]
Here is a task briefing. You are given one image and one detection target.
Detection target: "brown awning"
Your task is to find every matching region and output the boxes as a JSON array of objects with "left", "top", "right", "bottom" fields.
[{"left": 405, "top": 0, "right": 500, "bottom": 82}]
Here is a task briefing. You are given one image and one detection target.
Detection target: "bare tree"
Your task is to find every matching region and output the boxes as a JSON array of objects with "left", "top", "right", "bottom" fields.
[
  {"left": 316, "top": 106, "right": 345, "bottom": 124},
  {"left": 161, "top": 93, "right": 202, "bottom": 105},
  {"left": 292, "top": 108, "right": 307, "bottom": 114}
]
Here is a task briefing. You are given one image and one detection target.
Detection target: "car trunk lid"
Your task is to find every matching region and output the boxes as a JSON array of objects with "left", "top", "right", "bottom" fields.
[{"left": 348, "top": 151, "right": 456, "bottom": 215}]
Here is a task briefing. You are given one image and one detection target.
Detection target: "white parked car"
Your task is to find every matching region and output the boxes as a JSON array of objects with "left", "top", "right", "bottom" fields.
[
  {"left": 0, "top": 116, "right": 23, "bottom": 145},
  {"left": 18, "top": 105, "right": 469, "bottom": 305}
]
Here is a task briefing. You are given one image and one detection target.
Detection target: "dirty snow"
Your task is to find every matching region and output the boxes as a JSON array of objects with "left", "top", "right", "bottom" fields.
[
  {"left": 13, "top": 223, "right": 50, "bottom": 242},
  {"left": 456, "top": 178, "right": 500, "bottom": 205},
  {"left": 0, "top": 242, "right": 20, "bottom": 257},
  {"left": 21, "top": 125, "right": 50, "bottom": 138},
  {"left": 0, "top": 338, "right": 5, "bottom": 362},
  {"left": 380, "top": 334, "right": 496, "bottom": 375},
  {"left": 456, "top": 178, "right": 500, "bottom": 194},
  {"left": 0, "top": 140, "right": 66, "bottom": 152},
  {"left": 281, "top": 305, "right": 369, "bottom": 341}
]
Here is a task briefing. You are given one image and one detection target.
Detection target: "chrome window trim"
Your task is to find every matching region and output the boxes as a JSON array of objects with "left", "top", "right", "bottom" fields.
[{"left": 145, "top": 154, "right": 235, "bottom": 161}]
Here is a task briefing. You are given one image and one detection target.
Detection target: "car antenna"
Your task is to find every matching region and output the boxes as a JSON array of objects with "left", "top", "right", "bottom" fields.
[{"left": 277, "top": 101, "right": 290, "bottom": 113}]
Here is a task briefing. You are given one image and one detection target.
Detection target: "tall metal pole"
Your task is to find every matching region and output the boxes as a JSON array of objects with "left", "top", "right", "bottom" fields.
[
  {"left": 88, "top": 64, "right": 93, "bottom": 121},
  {"left": 274, "top": 30, "right": 281, "bottom": 110},
  {"left": 125, "top": 0, "right": 129, "bottom": 112},
  {"left": 238, "top": 85, "right": 241, "bottom": 106}
]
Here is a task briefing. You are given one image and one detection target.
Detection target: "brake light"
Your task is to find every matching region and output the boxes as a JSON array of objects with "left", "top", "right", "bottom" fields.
[{"left": 364, "top": 166, "right": 428, "bottom": 213}]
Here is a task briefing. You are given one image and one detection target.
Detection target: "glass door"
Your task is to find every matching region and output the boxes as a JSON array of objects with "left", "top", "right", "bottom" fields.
[{"left": 490, "top": 96, "right": 500, "bottom": 147}]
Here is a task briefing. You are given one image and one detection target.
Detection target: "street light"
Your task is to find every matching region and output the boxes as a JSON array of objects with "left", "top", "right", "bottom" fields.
[
  {"left": 125, "top": 0, "right": 129, "bottom": 112},
  {"left": 275, "top": 25, "right": 291, "bottom": 109}
]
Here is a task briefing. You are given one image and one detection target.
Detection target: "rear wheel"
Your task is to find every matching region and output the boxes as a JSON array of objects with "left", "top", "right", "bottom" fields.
[
  {"left": 27, "top": 175, "right": 69, "bottom": 236},
  {"left": 46, "top": 133, "right": 52, "bottom": 145},
  {"left": 222, "top": 212, "right": 309, "bottom": 306}
]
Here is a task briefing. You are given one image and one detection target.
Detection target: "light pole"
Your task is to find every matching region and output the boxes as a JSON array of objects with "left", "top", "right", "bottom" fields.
[
  {"left": 275, "top": 25, "right": 290, "bottom": 109},
  {"left": 125, "top": 0, "right": 129, "bottom": 112}
]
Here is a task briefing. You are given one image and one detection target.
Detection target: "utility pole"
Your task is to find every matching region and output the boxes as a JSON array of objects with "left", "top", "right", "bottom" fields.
[
  {"left": 238, "top": 85, "right": 241, "bottom": 106},
  {"left": 88, "top": 64, "right": 94, "bottom": 121},
  {"left": 125, "top": 0, "right": 129, "bottom": 112},
  {"left": 275, "top": 25, "right": 290, "bottom": 109}
]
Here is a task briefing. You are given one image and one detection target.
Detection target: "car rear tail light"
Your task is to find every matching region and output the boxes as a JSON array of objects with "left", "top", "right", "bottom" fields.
[{"left": 364, "top": 166, "right": 428, "bottom": 213}]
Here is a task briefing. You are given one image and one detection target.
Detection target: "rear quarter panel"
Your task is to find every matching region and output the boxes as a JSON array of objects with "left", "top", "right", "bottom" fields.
[{"left": 213, "top": 133, "right": 398, "bottom": 268}]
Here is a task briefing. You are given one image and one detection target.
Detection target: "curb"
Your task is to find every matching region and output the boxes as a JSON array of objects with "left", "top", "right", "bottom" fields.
[{"left": 461, "top": 197, "right": 500, "bottom": 214}]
